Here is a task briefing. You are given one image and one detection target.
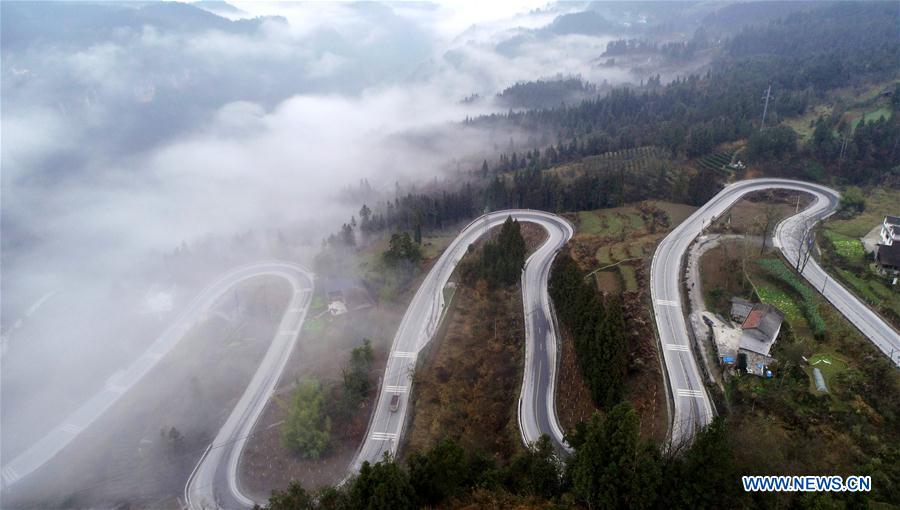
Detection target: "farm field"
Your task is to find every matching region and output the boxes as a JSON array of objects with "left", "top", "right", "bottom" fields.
[{"left": 575, "top": 203, "right": 664, "bottom": 293}]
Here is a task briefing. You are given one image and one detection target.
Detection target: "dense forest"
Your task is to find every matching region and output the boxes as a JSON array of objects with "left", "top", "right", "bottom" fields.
[
  {"left": 495, "top": 78, "right": 600, "bottom": 110},
  {"left": 476, "top": 2, "right": 897, "bottom": 168},
  {"left": 460, "top": 216, "right": 527, "bottom": 289},
  {"left": 602, "top": 28, "right": 710, "bottom": 61}
]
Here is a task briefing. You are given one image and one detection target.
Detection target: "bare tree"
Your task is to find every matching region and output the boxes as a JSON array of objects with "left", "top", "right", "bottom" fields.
[{"left": 795, "top": 217, "right": 816, "bottom": 273}]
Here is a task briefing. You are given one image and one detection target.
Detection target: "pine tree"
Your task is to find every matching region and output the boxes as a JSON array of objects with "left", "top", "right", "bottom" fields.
[{"left": 598, "top": 296, "right": 628, "bottom": 408}]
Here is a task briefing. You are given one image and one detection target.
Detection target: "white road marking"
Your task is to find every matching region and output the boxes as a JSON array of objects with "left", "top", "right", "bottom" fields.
[
  {"left": 675, "top": 388, "right": 706, "bottom": 398},
  {"left": 656, "top": 299, "right": 679, "bottom": 307},
  {"left": 370, "top": 432, "right": 398, "bottom": 441},
  {"left": 384, "top": 385, "right": 407, "bottom": 393},
  {"left": 392, "top": 351, "right": 415, "bottom": 358},
  {"left": 107, "top": 383, "right": 128, "bottom": 395},
  {"left": 2, "top": 466, "right": 20, "bottom": 484},
  {"left": 60, "top": 423, "right": 83, "bottom": 435},
  {"left": 664, "top": 343, "right": 690, "bottom": 352}
]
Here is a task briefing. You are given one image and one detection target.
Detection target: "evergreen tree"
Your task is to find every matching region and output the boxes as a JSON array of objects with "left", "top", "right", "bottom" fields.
[
  {"left": 261, "top": 481, "right": 314, "bottom": 510},
  {"left": 568, "top": 404, "right": 662, "bottom": 510},
  {"left": 502, "top": 435, "right": 562, "bottom": 500},
  {"left": 282, "top": 379, "right": 331, "bottom": 459},
  {"left": 597, "top": 296, "right": 628, "bottom": 408},
  {"left": 407, "top": 438, "right": 474, "bottom": 506},
  {"left": 349, "top": 455, "right": 416, "bottom": 510}
]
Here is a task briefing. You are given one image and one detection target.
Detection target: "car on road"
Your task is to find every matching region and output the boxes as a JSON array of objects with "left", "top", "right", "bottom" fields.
[{"left": 389, "top": 394, "right": 400, "bottom": 412}]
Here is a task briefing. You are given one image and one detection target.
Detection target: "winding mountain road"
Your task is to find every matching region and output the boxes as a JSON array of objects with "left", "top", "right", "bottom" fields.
[
  {"left": 348, "top": 210, "right": 574, "bottom": 476},
  {"left": 184, "top": 262, "right": 313, "bottom": 510},
  {"left": 15, "top": 183, "right": 893, "bottom": 507},
  {"left": 0, "top": 261, "right": 313, "bottom": 504},
  {"left": 651, "top": 178, "right": 900, "bottom": 447}
]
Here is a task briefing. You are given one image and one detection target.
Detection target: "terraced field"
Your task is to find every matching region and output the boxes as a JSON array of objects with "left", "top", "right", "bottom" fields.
[
  {"left": 576, "top": 201, "right": 697, "bottom": 294},
  {"left": 551, "top": 146, "right": 670, "bottom": 187}
]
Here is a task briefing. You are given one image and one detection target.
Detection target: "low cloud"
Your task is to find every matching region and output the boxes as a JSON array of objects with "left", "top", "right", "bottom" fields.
[{"left": 1, "top": 0, "right": 663, "bottom": 472}]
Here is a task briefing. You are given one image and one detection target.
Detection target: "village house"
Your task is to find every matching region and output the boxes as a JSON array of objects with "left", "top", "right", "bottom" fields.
[
  {"left": 879, "top": 215, "right": 900, "bottom": 246},
  {"left": 729, "top": 297, "right": 785, "bottom": 377},
  {"left": 875, "top": 216, "right": 900, "bottom": 276},
  {"left": 323, "top": 277, "right": 374, "bottom": 316}
]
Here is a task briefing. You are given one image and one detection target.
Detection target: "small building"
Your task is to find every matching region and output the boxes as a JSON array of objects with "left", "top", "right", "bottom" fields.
[
  {"left": 874, "top": 215, "right": 900, "bottom": 276},
  {"left": 323, "top": 277, "right": 374, "bottom": 316},
  {"left": 879, "top": 215, "right": 900, "bottom": 246},
  {"left": 710, "top": 298, "right": 784, "bottom": 377},
  {"left": 737, "top": 303, "right": 784, "bottom": 377},
  {"left": 875, "top": 242, "right": 900, "bottom": 275},
  {"left": 730, "top": 297, "right": 753, "bottom": 323}
]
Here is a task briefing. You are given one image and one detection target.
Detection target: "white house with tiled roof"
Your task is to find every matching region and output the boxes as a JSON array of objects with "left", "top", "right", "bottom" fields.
[
  {"left": 876, "top": 216, "right": 900, "bottom": 276},
  {"left": 880, "top": 215, "right": 900, "bottom": 246},
  {"left": 730, "top": 299, "right": 784, "bottom": 377}
]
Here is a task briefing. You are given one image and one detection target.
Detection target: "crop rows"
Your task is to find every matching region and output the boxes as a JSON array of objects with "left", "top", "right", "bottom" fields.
[
  {"left": 757, "top": 258, "right": 827, "bottom": 336},
  {"left": 582, "top": 146, "right": 667, "bottom": 175},
  {"left": 698, "top": 151, "right": 734, "bottom": 173}
]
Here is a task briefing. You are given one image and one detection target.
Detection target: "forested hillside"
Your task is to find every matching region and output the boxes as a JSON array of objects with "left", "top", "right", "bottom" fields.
[
  {"left": 307, "top": 3, "right": 900, "bottom": 509},
  {"left": 335, "top": 1, "right": 897, "bottom": 245}
]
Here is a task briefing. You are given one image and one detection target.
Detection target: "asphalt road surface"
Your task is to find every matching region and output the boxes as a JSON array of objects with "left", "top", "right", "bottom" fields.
[
  {"left": 184, "top": 262, "right": 313, "bottom": 510},
  {"left": 348, "top": 210, "right": 574, "bottom": 477},
  {"left": 651, "top": 178, "right": 900, "bottom": 448}
]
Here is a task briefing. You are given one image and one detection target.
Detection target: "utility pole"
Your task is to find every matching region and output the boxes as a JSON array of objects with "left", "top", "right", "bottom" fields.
[
  {"left": 835, "top": 131, "right": 848, "bottom": 174},
  {"left": 761, "top": 85, "right": 773, "bottom": 130}
]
